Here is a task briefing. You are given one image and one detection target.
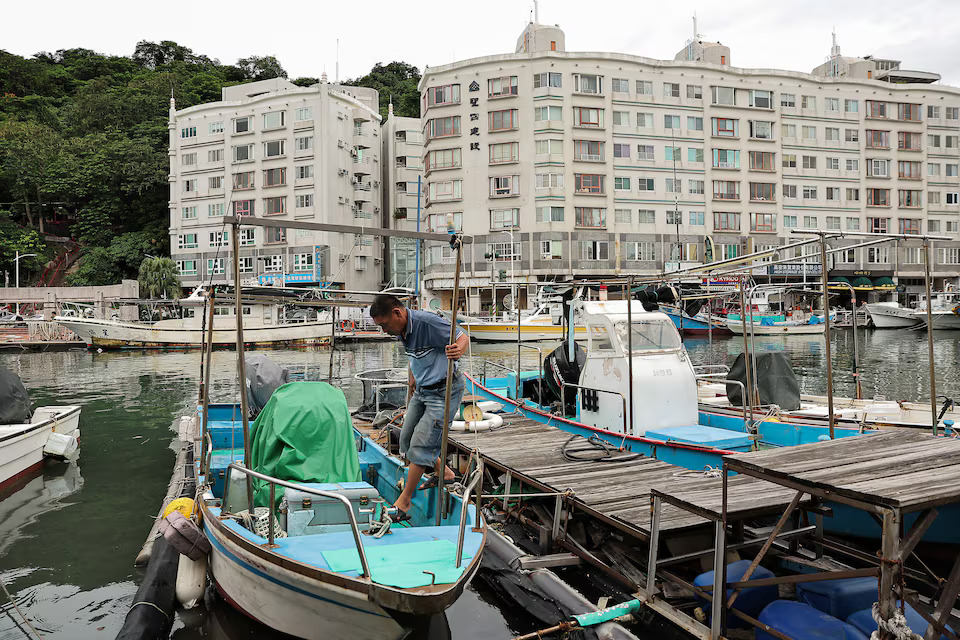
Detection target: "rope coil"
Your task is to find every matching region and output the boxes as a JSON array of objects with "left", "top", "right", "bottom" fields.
[{"left": 869, "top": 602, "right": 922, "bottom": 640}]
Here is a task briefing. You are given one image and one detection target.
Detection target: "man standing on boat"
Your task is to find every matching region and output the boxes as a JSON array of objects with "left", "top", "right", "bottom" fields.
[{"left": 370, "top": 294, "right": 468, "bottom": 517}]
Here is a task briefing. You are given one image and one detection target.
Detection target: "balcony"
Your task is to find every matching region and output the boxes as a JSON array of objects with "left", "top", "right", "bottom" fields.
[
  {"left": 352, "top": 156, "right": 373, "bottom": 174},
  {"left": 353, "top": 182, "right": 373, "bottom": 201}
]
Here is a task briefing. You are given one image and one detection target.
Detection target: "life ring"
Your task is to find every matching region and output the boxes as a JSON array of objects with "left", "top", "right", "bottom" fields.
[
  {"left": 450, "top": 412, "right": 503, "bottom": 432},
  {"left": 339, "top": 319, "right": 355, "bottom": 332}
]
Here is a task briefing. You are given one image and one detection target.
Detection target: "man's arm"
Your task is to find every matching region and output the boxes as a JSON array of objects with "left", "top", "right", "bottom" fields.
[
  {"left": 445, "top": 331, "right": 469, "bottom": 360},
  {"left": 408, "top": 365, "right": 415, "bottom": 400}
]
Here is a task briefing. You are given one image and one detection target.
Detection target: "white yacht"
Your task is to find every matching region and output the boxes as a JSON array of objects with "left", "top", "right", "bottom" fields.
[{"left": 866, "top": 301, "right": 922, "bottom": 329}]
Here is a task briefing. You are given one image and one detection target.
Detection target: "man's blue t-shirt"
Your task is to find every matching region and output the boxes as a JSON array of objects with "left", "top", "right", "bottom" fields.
[{"left": 401, "top": 309, "right": 465, "bottom": 387}]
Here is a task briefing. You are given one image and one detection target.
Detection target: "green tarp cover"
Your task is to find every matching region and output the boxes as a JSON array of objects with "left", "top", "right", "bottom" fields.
[{"left": 250, "top": 382, "right": 361, "bottom": 506}]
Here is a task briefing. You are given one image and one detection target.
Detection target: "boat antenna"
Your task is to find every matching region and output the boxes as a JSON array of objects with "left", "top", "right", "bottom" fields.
[{"left": 671, "top": 125, "right": 684, "bottom": 342}]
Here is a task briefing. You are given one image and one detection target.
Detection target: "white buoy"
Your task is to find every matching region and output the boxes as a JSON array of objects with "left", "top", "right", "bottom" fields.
[{"left": 176, "top": 553, "right": 207, "bottom": 609}]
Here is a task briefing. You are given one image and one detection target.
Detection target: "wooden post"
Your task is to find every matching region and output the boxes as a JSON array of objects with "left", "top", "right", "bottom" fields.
[
  {"left": 436, "top": 231, "right": 463, "bottom": 526},
  {"left": 923, "top": 240, "right": 938, "bottom": 435},
  {"left": 737, "top": 280, "right": 755, "bottom": 423},
  {"left": 230, "top": 221, "right": 255, "bottom": 513},
  {"left": 819, "top": 235, "right": 836, "bottom": 439},
  {"left": 878, "top": 508, "right": 901, "bottom": 640},
  {"left": 646, "top": 495, "right": 662, "bottom": 597},
  {"left": 626, "top": 278, "right": 634, "bottom": 435},
  {"left": 328, "top": 305, "right": 337, "bottom": 383}
]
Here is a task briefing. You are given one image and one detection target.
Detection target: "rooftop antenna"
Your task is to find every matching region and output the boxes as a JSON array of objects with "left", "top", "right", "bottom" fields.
[
  {"left": 693, "top": 12, "right": 698, "bottom": 40},
  {"left": 335, "top": 39, "right": 339, "bottom": 83},
  {"left": 534, "top": 0, "right": 539, "bottom": 23}
]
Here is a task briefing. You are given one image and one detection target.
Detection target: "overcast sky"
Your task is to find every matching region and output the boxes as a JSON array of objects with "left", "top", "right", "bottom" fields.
[{"left": 6, "top": 0, "right": 960, "bottom": 87}]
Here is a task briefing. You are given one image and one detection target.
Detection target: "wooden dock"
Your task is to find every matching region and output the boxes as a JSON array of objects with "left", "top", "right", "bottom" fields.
[{"left": 448, "top": 417, "right": 804, "bottom": 540}]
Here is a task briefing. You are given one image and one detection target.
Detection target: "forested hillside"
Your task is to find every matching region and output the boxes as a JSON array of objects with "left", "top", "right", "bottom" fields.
[{"left": 0, "top": 42, "right": 420, "bottom": 286}]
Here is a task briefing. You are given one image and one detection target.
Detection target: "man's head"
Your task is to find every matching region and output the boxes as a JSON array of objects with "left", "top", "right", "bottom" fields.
[{"left": 370, "top": 294, "right": 407, "bottom": 336}]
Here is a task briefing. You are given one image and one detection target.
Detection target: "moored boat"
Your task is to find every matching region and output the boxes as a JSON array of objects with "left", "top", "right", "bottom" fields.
[{"left": 865, "top": 301, "right": 921, "bottom": 328}]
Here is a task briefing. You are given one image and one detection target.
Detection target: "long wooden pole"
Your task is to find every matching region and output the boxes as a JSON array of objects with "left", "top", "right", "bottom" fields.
[
  {"left": 737, "top": 280, "right": 754, "bottom": 423},
  {"left": 626, "top": 278, "right": 634, "bottom": 435},
  {"left": 231, "top": 222, "right": 255, "bottom": 513},
  {"left": 923, "top": 240, "right": 938, "bottom": 435},
  {"left": 819, "top": 235, "right": 836, "bottom": 440},
  {"left": 436, "top": 231, "right": 463, "bottom": 526}
]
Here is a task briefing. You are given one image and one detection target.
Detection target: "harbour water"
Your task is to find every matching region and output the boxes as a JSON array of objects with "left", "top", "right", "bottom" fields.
[{"left": 1, "top": 329, "right": 959, "bottom": 638}]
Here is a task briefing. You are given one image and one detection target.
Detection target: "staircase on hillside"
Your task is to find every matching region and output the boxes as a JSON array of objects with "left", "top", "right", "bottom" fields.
[{"left": 35, "top": 243, "right": 81, "bottom": 288}]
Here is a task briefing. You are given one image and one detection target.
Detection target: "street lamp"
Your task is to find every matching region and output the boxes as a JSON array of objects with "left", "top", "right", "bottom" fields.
[{"left": 14, "top": 251, "right": 37, "bottom": 289}]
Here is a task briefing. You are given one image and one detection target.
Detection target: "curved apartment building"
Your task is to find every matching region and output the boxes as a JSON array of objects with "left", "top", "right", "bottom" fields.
[{"left": 419, "top": 23, "right": 960, "bottom": 310}]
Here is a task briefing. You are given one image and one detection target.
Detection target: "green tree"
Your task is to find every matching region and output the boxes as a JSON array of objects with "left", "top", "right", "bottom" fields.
[
  {"left": 0, "top": 120, "right": 62, "bottom": 231},
  {"left": 344, "top": 61, "right": 421, "bottom": 119},
  {"left": 0, "top": 210, "right": 47, "bottom": 284},
  {"left": 236, "top": 56, "right": 287, "bottom": 80},
  {"left": 138, "top": 256, "right": 181, "bottom": 299}
]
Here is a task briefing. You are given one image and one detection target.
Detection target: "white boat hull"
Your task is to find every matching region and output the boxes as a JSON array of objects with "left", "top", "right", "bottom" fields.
[
  {"left": 725, "top": 320, "right": 825, "bottom": 335},
  {"left": 0, "top": 406, "right": 81, "bottom": 492},
  {"left": 867, "top": 304, "right": 921, "bottom": 329},
  {"left": 917, "top": 311, "right": 960, "bottom": 329},
  {"left": 54, "top": 317, "right": 332, "bottom": 349},
  {"left": 205, "top": 523, "right": 405, "bottom": 640}
]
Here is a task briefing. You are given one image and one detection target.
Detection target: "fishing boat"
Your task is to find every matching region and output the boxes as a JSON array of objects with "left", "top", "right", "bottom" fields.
[
  {"left": 460, "top": 301, "right": 585, "bottom": 342},
  {"left": 659, "top": 304, "right": 732, "bottom": 336},
  {"left": 54, "top": 287, "right": 332, "bottom": 350},
  {"left": 865, "top": 301, "right": 921, "bottom": 328},
  {"left": 725, "top": 313, "right": 827, "bottom": 335},
  {"left": 197, "top": 392, "right": 485, "bottom": 640},
  {"left": 914, "top": 291, "right": 960, "bottom": 329},
  {"left": 0, "top": 371, "right": 81, "bottom": 492}
]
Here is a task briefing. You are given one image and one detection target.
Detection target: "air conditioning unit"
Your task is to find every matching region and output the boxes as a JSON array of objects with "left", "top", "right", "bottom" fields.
[
  {"left": 338, "top": 113, "right": 346, "bottom": 120},
  {"left": 373, "top": 180, "right": 380, "bottom": 188},
  {"left": 374, "top": 257, "right": 382, "bottom": 264},
  {"left": 350, "top": 149, "right": 359, "bottom": 158},
  {"left": 337, "top": 140, "right": 345, "bottom": 148},
  {"left": 339, "top": 254, "right": 347, "bottom": 262}
]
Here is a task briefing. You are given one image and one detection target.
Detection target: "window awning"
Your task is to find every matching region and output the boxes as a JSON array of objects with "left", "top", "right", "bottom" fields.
[
  {"left": 852, "top": 276, "right": 874, "bottom": 290},
  {"left": 872, "top": 276, "right": 896, "bottom": 290},
  {"left": 828, "top": 276, "right": 851, "bottom": 290}
]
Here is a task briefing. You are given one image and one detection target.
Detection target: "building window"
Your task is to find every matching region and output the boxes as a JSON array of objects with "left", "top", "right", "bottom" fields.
[
  {"left": 636, "top": 80, "right": 653, "bottom": 95},
  {"left": 711, "top": 86, "right": 735, "bottom": 106},
  {"left": 802, "top": 125, "right": 817, "bottom": 140},
  {"left": 687, "top": 84, "right": 703, "bottom": 99},
  {"left": 781, "top": 93, "right": 796, "bottom": 108},
  {"left": 898, "top": 218, "right": 921, "bottom": 235},
  {"left": 183, "top": 179, "right": 197, "bottom": 193},
  {"left": 688, "top": 148, "right": 704, "bottom": 163},
  {"left": 613, "top": 143, "right": 631, "bottom": 158},
  {"left": 573, "top": 74, "right": 603, "bottom": 95},
  {"left": 665, "top": 178, "right": 682, "bottom": 193},
  {"left": 637, "top": 178, "right": 654, "bottom": 191},
  {"left": 535, "top": 139, "right": 563, "bottom": 156},
  {"left": 263, "top": 196, "right": 286, "bottom": 215},
  {"left": 428, "top": 179, "right": 463, "bottom": 201},
  {"left": 208, "top": 230, "right": 228, "bottom": 248},
  {"left": 783, "top": 215, "right": 797, "bottom": 228},
  {"left": 575, "top": 207, "right": 606, "bottom": 228},
  {"left": 713, "top": 180, "right": 740, "bottom": 200},
  {"left": 425, "top": 147, "right": 462, "bottom": 171},
  {"left": 534, "top": 105, "right": 563, "bottom": 122},
  {"left": 265, "top": 227, "right": 286, "bottom": 244},
  {"left": 261, "top": 255, "right": 283, "bottom": 273},
  {"left": 802, "top": 155, "right": 817, "bottom": 170},
  {"left": 666, "top": 210, "right": 682, "bottom": 225},
  {"left": 867, "top": 247, "right": 890, "bottom": 264},
  {"left": 637, "top": 145, "right": 654, "bottom": 161},
  {"left": 824, "top": 97, "right": 839, "bottom": 112},
  {"left": 664, "top": 82, "right": 680, "bottom": 98},
  {"left": 949, "top": 192, "right": 960, "bottom": 205},
  {"left": 626, "top": 241, "right": 656, "bottom": 261},
  {"left": 533, "top": 72, "right": 562, "bottom": 88},
  {"left": 664, "top": 146, "right": 680, "bottom": 162},
  {"left": 868, "top": 159, "right": 889, "bottom": 178},
  {"left": 614, "top": 209, "right": 632, "bottom": 224},
  {"left": 783, "top": 154, "right": 797, "bottom": 169},
  {"left": 535, "top": 172, "right": 564, "bottom": 189},
  {"left": 294, "top": 107, "right": 313, "bottom": 122},
  {"left": 294, "top": 136, "right": 313, "bottom": 152},
  {"left": 826, "top": 187, "right": 840, "bottom": 201},
  {"left": 262, "top": 111, "right": 285, "bottom": 130},
  {"left": 689, "top": 211, "right": 705, "bottom": 226},
  {"left": 489, "top": 208, "right": 519, "bottom": 229},
  {"left": 539, "top": 240, "right": 563, "bottom": 260},
  {"left": 750, "top": 182, "right": 776, "bottom": 201},
  {"left": 898, "top": 131, "right": 921, "bottom": 151},
  {"left": 208, "top": 176, "right": 223, "bottom": 189},
  {"left": 295, "top": 194, "right": 314, "bottom": 209},
  {"left": 825, "top": 127, "right": 840, "bottom": 142},
  {"left": 232, "top": 171, "right": 254, "bottom": 190},
  {"left": 749, "top": 151, "right": 775, "bottom": 171},
  {"left": 749, "top": 90, "right": 773, "bottom": 109},
  {"left": 845, "top": 217, "right": 860, "bottom": 231},
  {"left": 427, "top": 84, "right": 461, "bottom": 106},
  {"left": 867, "top": 189, "right": 890, "bottom": 207},
  {"left": 803, "top": 216, "right": 818, "bottom": 229},
  {"left": 638, "top": 209, "right": 655, "bottom": 223},
  {"left": 180, "top": 126, "right": 196, "bottom": 138},
  {"left": 612, "top": 110, "right": 630, "bottom": 126},
  {"left": 573, "top": 140, "right": 604, "bottom": 161},
  {"left": 712, "top": 149, "right": 740, "bottom": 169},
  {"left": 177, "top": 233, "right": 198, "bottom": 249},
  {"left": 489, "top": 109, "right": 519, "bottom": 131},
  {"left": 899, "top": 190, "right": 922, "bottom": 208},
  {"left": 782, "top": 124, "right": 797, "bottom": 138},
  {"left": 826, "top": 157, "right": 839, "bottom": 171},
  {"left": 206, "top": 258, "right": 225, "bottom": 275},
  {"left": 801, "top": 95, "right": 816, "bottom": 110},
  {"left": 783, "top": 185, "right": 797, "bottom": 199},
  {"left": 826, "top": 216, "right": 840, "bottom": 229},
  {"left": 208, "top": 121, "right": 224, "bottom": 134},
  {"left": 836, "top": 248, "right": 856, "bottom": 264},
  {"left": 486, "top": 242, "right": 521, "bottom": 262},
  {"left": 177, "top": 260, "right": 198, "bottom": 277},
  {"left": 489, "top": 175, "right": 520, "bottom": 197},
  {"left": 182, "top": 152, "right": 197, "bottom": 166},
  {"left": 536, "top": 206, "right": 564, "bottom": 223},
  {"left": 489, "top": 141, "right": 519, "bottom": 164},
  {"left": 611, "top": 78, "right": 630, "bottom": 93},
  {"left": 664, "top": 114, "right": 680, "bottom": 129},
  {"left": 712, "top": 117, "right": 739, "bottom": 137},
  {"left": 295, "top": 164, "right": 314, "bottom": 179},
  {"left": 208, "top": 149, "right": 224, "bottom": 163},
  {"left": 867, "top": 217, "right": 889, "bottom": 233},
  {"left": 938, "top": 248, "right": 960, "bottom": 264},
  {"left": 574, "top": 174, "right": 605, "bottom": 194},
  {"left": 614, "top": 176, "right": 631, "bottom": 191},
  {"left": 262, "top": 140, "right": 285, "bottom": 158},
  {"left": 488, "top": 76, "right": 518, "bottom": 98},
  {"left": 866, "top": 130, "right": 890, "bottom": 149},
  {"left": 897, "top": 103, "right": 921, "bottom": 122},
  {"left": 803, "top": 186, "right": 818, "bottom": 199},
  {"left": 208, "top": 202, "right": 225, "bottom": 217},
  {"left": 845, "top": 129, "right": 859, "bottom": 143},
  {"left": 846, "top": 159, "right": 860, "bottom": 172},
  {"left": 749, "top": 121, "right": 773, "bottom": 140},
  {"left": 713, "top": 212, "right": 740, "bottom": 231},
  {"left": 426, "top": 116, "right": 461, "bottom": 139},
  {"left": 845, "top": 100, "right": 859, "bottom": 113},
  {"left": 263, "top": 167, "right": 286, "bottom": 187},
  {"left": 687, "top": 116, "right": 703, "bottom": 131},
  {"left": 579, "top": 241, "right": 608, "bottom": 261},
  {"left": 635, "top": 112, "right": 653, "bottom": 128},
  {"left": 689, "top": 179, "right": 705, "bottom": 195},
  {"left": 750, "top": 213, "right": 776, "bottom": 232}
]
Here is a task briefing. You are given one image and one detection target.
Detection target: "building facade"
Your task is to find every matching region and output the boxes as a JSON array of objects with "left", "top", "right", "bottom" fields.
[
  {"left": 418, "top": 23, "right": 960, "bottom": 311},
  {"left": 168, "top": 78, "right": 383, "bottom": 291},
  {"left": 380, "top": 107, "right": 424, "bottom": 289}
]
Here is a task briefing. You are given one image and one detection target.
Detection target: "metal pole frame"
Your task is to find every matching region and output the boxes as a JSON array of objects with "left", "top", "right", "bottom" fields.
[
  {"left": 819, "top": 235, "right": 836, "bottom": 439},
  {"left": 436, "top": 231, "right": 464, "bottom": 526},
  {"left": 201, "top": 291, "right": 216, "bottom": 473},
  {"left": 737, "top": 278, "right": 755, "bottom": 424},
  {"left": 230, "top": 221, "right": 255, "bottom": 513},
  {"left": 923, "top": 240, "right": 938, "bottom": 435},
  {"left": 626, "top": 278, "right": 635, "bottom": 435}
]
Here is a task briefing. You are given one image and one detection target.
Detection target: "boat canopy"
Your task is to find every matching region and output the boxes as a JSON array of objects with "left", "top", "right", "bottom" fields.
[{"left": 250, "top": 381, "right": 361, "bottom": 506}]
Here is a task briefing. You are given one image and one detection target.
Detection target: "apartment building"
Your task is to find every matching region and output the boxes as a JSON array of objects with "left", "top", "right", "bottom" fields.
[
  {"left": 381, "top": 105, "right": 424, "bottom": 289},
  {"left": 419, "top": 23, "right": 960, "bottom": 311},
  {"left": 168, "top": 78, "right": 383, "bottom": 291}
]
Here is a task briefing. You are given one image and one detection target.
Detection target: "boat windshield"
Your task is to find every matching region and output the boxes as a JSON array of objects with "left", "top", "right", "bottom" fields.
[{"left": 614, "top": 319, "right": 682, "bottom": 352}]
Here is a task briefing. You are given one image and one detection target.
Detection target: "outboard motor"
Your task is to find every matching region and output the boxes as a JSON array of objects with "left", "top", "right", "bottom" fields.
[
  {"left": 633, "top": 285, "right": 678, "bottom": 311},
  {"left": 543, "top": 342, "right": 586, "bottom": 416}
]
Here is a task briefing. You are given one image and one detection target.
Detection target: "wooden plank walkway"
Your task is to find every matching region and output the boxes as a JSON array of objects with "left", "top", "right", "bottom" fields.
[
  {"left": 449, "top": 418, "right": 804, "bottom": 538},
  {"left": 726, "top": 430, "right": 960, "bottom": 512}
]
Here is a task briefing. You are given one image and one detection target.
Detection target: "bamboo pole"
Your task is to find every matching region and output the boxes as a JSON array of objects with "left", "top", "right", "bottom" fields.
[
  {"left": 230, "top": 221, "right": 255, "bottom": 513},
  {"left": 201, "top": 291, "right": 215, "bottom": 472},
  {"left": 819, "top": 235, "right": 836, "bottom": 440},
  {"left": 436, "top": 229, "right": 463, "bottom": 526},
  {"left": 923, "top": 240, "right": 938, "bottom": 435}
]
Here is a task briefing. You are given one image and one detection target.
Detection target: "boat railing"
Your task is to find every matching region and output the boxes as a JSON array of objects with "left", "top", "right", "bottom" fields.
[
  {"left": 455, "top": 452, "right": 484, "bottom": 569},
  {"left": 695, "top": 375, "right": 753, "bottom": 433},
  {"left": 517, "top": 343, "right": 545, "bottom": 404},
  {"left": 560, "top": 382, "right": 629, "bottom": 434},
  {"left": 222, "top": 462, "right": 371, "bottom": 577},
  {"left": 694, "top": 365, "right": 730, "bottom": 376},
  {"left": 481, "top": 360, "right": 518, "bottom": 386}
]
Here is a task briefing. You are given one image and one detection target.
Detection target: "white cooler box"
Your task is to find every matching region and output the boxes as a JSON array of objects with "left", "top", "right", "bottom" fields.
[{"left": 283, "top": 481, "right": 382, "bottom": 536}]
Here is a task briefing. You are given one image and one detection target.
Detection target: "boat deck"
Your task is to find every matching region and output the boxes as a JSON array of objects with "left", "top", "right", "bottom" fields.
[{"left": 448, "top": 417, "right": 804, "bottom": 539}]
